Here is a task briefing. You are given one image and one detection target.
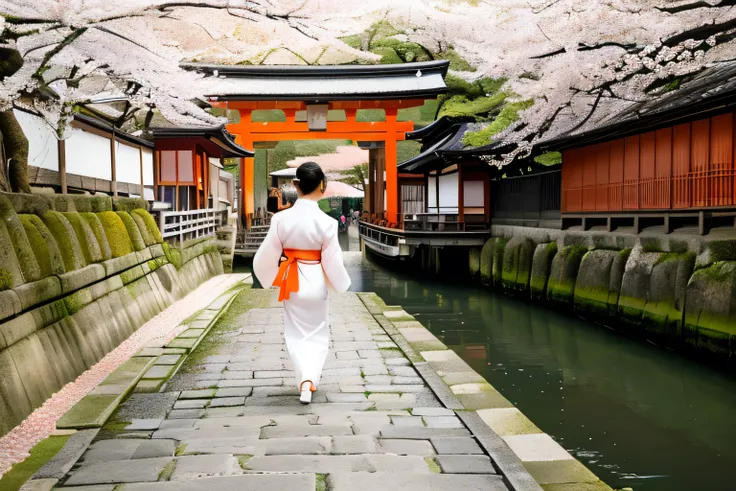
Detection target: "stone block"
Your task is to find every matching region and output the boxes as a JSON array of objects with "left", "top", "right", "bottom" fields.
[
  {"left": 131, "top": 475, "right": 316, "bottom": 491},
  {"left": 260, "top": 424, "right": 354, "bottom": 439},
  {"left": 215, "top": 387, "right": 252, "bottom": 399},
  {"left": 379, "top": 439, "right": 435, "bottom": 456},
  {"left": 59, "top": 264, "right": 105, "bottom": 294},
  {"left": 327, "top": 473, "right": 507, "bottom": 491},
  {"left": 435, "top": 455, "right": 496, "bottom": 474},
  {"left": 144, "top": 364, "right": 175, "bottom": 380},
  {"left": 522, "top": 459, "right": 599, "bottom": 485},
  {"left": 502, "top": 433, "right": 574, "bottom": 462},
  {"left": 530, "top": 242, "right": 558, "bottom": 300},
  {"left": 208, "top": 397, "right": 245, "bottom": 408},
  {"left": 171, "top": 455, "right": 241, "bottom": 480},
  {"left": 263, "top": 437, "right": 332, "bottom": 455},
  {"left": 15, "top": 276, "right": 61, "bottom": 311},
  {"left": 82, "top": 439, "right": 175, "bottom": 462},
  {"left": 0, "top": 288, "right": 22, "bottom": 323},
  {"left": 501, "top": 237, "right": 536, "bottom": 295},
  {"left": 33, "top": 429, "right": 99, "bottom": 479},
  {"left": 102, "top": 253, "right": 139, "bottom": 277},
  {"left": 331, "top": 435, "right": 379, "bottom": 454},
  {"left": 430, "top": 437, "right": 484, "bottom": 455},
  {"left": 477, "top": 408, "right": 542, "bottom": 437},
  {"left": 380, "top": 427, "right": 471, "bottom": 439},
  {"left": 547, "top": 245, "right": 588, "bottom": 309},
  {"left": 424, "top": 416, "right": 463, "bottom": 429},
  {"left": 18, "top": 479, "right": 57, "bottom": 491},
  {"left": 64, "top": 458, "right": 171, "bottom": 485}
]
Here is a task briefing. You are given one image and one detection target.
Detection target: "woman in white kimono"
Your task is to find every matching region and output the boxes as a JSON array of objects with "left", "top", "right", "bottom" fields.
[{"left": 252, "top": 162, "right": 351, "bottom": 404}]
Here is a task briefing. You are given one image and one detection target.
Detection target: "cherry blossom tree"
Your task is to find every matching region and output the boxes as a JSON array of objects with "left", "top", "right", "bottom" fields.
[{"left": 1, "top": 0, "right": 735, "bottom": 193}]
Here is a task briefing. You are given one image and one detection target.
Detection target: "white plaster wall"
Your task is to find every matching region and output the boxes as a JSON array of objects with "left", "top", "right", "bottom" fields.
[
  {"left": 65, "top": 128, "right": 112, "bottom": 180},
  {"left": 142, "top": 149, "right": 154, "bottom": 186},
  {"left": 438, "top": 172, "right": 459, "bottom": 213},
  {"left": 14, "top": 110, "right": 58, "bottom": 171},
  {"left": 464, "top": 180, "right": 484, "bottom": 207},
  {"left": 115, "top": 141, "right": 141, "bottom": 185},
  {"left": 428, "top": 176, "right": 437, "bottom": 212}
]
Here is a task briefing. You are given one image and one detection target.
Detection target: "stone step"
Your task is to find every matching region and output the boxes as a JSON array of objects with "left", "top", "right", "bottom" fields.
[
  {"left": 245, "top": 454, "right": 432, "bottom": 473},
  {"left": 327, "top": 473, "right": 508, "bottom": 491},
  {"left": 108, "top": 474, "right": 315, "bottom": 491}
]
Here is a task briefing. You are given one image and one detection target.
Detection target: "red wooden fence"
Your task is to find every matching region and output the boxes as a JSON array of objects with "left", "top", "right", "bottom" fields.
[{"left": 562, "top": 110, "right": 736, "bottom": 212}]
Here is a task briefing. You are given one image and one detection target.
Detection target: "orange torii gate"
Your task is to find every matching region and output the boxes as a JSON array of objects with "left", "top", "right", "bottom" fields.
[{"left": 184, "top": 61, "right": 450, "bottom": 228}]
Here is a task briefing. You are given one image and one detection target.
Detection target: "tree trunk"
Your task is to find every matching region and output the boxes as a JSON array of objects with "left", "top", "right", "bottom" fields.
[
  {"left": 0, "top": 110, "right": 31, "bottom": 193},
  {"left": 0, "top": 129, "right": 9, "bottom": 192}
]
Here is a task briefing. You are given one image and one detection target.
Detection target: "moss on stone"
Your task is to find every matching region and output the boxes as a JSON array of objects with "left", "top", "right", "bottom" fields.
[
  {"left": 42, "top": 210, "right": 86, "bottom": 272},
  {"left": 0, "top": 268, "right": 11, "bottom": 291},
  {"left": 530, "top": 242, "right": 557, "bottom": 300},
  {"left": 97, "top": 211, "right": 134, "bottom": 258},
  {"left": 479, "top": 238, "right": 495, "bottom": 286},
  {"left": 116, "top": 212, "right": 146, "bottom": 251},
  {"left": 439, "top": 92, "right": 507, "bottom": 119},
  {"left": 546, "top": 245, "right": 588, "bottom": 308},
  {"left": 501, "top": 237, "right": 535, "bottom": 295},
  {"left": 0, "top": 195, "right": 41, "bottom": 283},
  {"left": 0, "top": 434, "right": 70, "bottom": 491},
  {"left": 163, "top": 242, "right": 183, "bottom": 269},
  {"left": 18, "top": 214, "right": 65, "bottom": 278},
  {"left": 131, "top": 208, "right": 163, "bottom": 244},
  {"left": 4, "top": 191, "right": 53, "bottom": 216},
  {"left": 63, "top": 212, "right": 103, "bottom": 264},
  {"left": 706, "top": 240, "right": 736, "bottom": 263},
  {"left": 80, "top": 212, "right": 112, "bottom": 261},
  {"left": 468, "top": 247, "right": 481, "bottom": 280},
  {"left": 491, "top": 237, "right": 507, "bottom": 286},
  {"left": 113, "top": 197, "right": 148, "bottom": 213}
]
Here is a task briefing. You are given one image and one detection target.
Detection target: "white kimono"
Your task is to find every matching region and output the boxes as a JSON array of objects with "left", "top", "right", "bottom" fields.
[{"left": 252, "top": 198, "right": 351, "bottom": 389}]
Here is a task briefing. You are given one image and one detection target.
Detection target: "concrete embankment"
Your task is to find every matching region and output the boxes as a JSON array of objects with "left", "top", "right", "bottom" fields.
[
  {"left": 467, "top": 225, "right": 736, "bottom": 368},
  {"left": 0, "top": 192, "right": 225, "bottom": 436}
]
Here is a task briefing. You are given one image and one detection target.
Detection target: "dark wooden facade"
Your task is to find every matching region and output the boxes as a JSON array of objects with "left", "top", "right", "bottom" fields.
[{"left": 562, "top": 110, "right": 736, "bottom": 213}]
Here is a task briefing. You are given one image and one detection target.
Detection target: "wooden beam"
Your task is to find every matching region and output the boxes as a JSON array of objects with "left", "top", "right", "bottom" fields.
[
  {"left": 244, "top": 131, "right": 408, "bottom": 142},
  {"left": 110, "top": 133, "right": 118, "bottom": 197},
  {"left": 245, "top": 121, "right": 413, "bottom": 134},
  {"left": 58, "top": 139, "right": 67, "bottom": 194}
]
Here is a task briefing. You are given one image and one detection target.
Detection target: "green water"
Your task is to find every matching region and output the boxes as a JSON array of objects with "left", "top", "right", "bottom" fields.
[
  {"left": 342, "top": 251, "right": 736, "bottom": 491},
  {"left": 236, "top": 243, "right": 735, "bottom": 491}
]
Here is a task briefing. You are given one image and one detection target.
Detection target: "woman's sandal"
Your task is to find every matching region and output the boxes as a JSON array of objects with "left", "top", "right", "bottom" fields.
[{"left": 300, "top": 380, "right": 317, "bottom": 404}]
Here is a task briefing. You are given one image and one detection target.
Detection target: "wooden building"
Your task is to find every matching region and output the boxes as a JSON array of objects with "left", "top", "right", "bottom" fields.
[
  {"left": 151, "top": 126, "right": 251, "bottom": 212},
  {"left": 541, "top": 61, "right": 736, "bottom": 234},
  {"left": 19, "top": 112, "right": 156, "bottom": 198}
]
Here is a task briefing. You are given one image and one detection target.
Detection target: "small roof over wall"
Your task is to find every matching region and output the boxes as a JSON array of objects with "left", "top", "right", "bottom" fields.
[
  {"left": 152, "top": 125, "right": 254, "bottom": 158},
  {"left": 182, "top": 61, "right": 450, "bottom": 101},
  {"left": 398, "top": 118, "right": 474, "bottom": 173}
]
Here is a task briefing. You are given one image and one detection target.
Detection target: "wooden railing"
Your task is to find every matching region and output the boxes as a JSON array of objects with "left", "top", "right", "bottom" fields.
[{"left": 158, "top": 208, "right": 228, "bottom": 244}]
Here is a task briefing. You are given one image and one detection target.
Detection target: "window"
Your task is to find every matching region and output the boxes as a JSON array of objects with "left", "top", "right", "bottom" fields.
[
  {"left": 177, "top": 151, "right": 194, "bottom": 184},
  {"left": 160, "top": 151, "right": 177, "bottom": 183},
  {"left": 401, "top": 183, "right": 425, "bottom": 215},
  {"left": 464, "top": 181, "right": 484, "bottom": 207}
]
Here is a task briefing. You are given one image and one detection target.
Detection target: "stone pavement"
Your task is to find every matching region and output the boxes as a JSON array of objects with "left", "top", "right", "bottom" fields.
[{"left": 51, "top": 289, "right": 515, "bottom": 491}]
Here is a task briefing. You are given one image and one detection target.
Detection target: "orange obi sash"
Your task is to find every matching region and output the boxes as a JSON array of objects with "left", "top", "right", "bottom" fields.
[{"left": 272, "top": 249, "right": 322, "bottom": 301}]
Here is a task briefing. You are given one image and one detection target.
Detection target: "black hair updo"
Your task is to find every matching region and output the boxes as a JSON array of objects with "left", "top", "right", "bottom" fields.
[{"left": 295, "top": 161, "right": 326, "bottom": 195}]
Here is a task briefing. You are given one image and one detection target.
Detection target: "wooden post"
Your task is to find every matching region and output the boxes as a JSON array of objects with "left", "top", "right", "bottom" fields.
[
  {"left": 139, "top": 146, "right": 145, "bottom": 198},
  {"left": 385, "top": 109, "right": 398, "bottom": 224},
  {"left": 58, "top": 139, "right": 67, "bottom": 194},
  {"left": 458, "top": 163, "right": 464, "bottom": 225},
  {"left": 110, "top": 132, "right": 118, "bottom": 197}
]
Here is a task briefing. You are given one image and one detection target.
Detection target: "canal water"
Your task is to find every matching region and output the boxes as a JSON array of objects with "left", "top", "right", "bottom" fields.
[{"left": 240, "top": 230, "right": 736, "bottom": 491}]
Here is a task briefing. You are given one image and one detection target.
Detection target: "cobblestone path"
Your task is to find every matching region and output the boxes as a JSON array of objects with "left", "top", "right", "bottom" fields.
[{"left": 55, "top": 290, "right": 511, "bottom": 491}]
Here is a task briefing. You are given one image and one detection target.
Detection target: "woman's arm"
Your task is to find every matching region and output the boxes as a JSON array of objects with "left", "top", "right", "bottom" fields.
[
  {"left": 321, "top": 220, "right": 351, "bottom": 293},
  {"left": 252, "top": 215, "right": 284, "bottom": 289}
]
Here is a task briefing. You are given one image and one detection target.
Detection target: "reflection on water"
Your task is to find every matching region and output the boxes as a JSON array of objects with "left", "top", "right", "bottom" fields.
[{"left": 344, "top": 251, "right": 736, "bottom": 491}]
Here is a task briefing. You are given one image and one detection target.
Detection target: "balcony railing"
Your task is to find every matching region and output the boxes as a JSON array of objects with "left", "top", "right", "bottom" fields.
[{"left": 157, "top": 208, "right": 228, "bottom": 244}]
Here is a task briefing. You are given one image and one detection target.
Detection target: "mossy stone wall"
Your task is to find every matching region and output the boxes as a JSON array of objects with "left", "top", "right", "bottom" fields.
[
  {"left": 0, "top": 193, "right": 226, "bottom": 437},
  {"left": 470, "top": 230, "right": 736, "bottom": 367}
]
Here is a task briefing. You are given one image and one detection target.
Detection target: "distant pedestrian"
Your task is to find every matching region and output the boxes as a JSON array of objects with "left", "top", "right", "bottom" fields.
[{"left": 340, "top": 214, "right": 346, "bottom": 231}]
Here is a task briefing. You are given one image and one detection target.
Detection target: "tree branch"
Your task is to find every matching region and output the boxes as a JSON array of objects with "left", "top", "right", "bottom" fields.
[{"left": 656, "top": 0, "right": 736, "bottom": 14}]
